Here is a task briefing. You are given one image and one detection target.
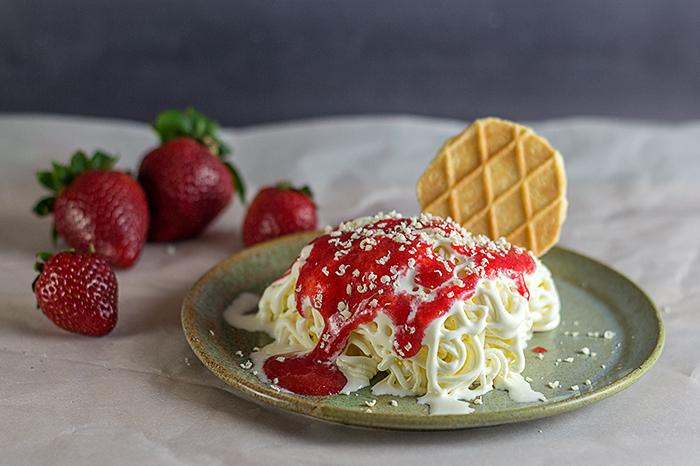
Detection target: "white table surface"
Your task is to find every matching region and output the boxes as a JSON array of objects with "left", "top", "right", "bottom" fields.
[{"left": 1, "top": 114, "right": 698, "bottom": 465}]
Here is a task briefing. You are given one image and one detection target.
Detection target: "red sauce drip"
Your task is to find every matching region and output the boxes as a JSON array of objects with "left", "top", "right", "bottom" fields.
[
  {"left": 532, "top": 346, "right": 548, "bottom": 354},
  {"left": 263, "top": 216, "right": 535, "bottom": 396}
]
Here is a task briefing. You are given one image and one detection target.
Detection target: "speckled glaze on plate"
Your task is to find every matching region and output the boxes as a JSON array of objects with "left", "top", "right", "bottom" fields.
[{"left": 181, "top": 231, "right": 664, "bottom": 430}]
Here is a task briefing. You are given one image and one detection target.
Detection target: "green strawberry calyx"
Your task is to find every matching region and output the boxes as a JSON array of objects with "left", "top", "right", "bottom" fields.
[
  {"left": 275, "top": 181, "right": 314, "bottom": 199},
  {"left": 153, "top": 108, "right": 246, "bottom": 202},
  {"left": 31, "top": 251, "right": 54, "bottom": 293}
]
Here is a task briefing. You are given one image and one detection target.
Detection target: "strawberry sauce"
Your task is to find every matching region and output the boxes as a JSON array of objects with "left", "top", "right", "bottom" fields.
[{"left": 263, "top": 215, "right": 535, "bottom": 396}]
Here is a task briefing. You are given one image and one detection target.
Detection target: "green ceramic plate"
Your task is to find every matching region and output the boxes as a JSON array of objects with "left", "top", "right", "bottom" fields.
[{"left": 182, "top": 231, "right": 664, "bottom": 430}]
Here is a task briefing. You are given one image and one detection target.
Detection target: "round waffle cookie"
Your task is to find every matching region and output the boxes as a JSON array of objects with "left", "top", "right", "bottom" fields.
[{"left": 417, "top": 117, "right": 567, "bottom": 257}]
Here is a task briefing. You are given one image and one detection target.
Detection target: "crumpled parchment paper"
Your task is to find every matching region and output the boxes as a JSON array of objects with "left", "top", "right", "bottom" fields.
[{"left": 0, "top": 115, "right": 698, "bottom": 465}]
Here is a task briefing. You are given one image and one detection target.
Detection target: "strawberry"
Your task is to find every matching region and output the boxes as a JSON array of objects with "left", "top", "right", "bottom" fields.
[
  {"left": 138, "top": 108, "right": 245, "bottom": 242},
  {"left": 33, "top": 250, "right": 118, "bottom": 337},
  {"left": 33, "top": 151, "right": 149, "bottom": 268},
  {"left": 243, "top": 183, "right": 317, "bottom": 246}
]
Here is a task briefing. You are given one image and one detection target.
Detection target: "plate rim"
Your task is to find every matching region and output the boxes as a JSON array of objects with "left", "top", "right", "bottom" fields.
[{"left": 181, "top": 232, "right": 665, "bottom": 430}]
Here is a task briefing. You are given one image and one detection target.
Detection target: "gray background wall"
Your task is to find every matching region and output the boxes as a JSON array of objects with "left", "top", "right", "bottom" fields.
[{"left": 1, "top": 0, "right": 699, "bottom": 126}]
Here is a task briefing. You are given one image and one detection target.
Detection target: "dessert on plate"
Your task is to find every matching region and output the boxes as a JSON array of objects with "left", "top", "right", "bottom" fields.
[
  {"left": 228, "top": 212, "right": 561, "bottom": 414},
  {"left": 227, "top": 117, "right": 566, "bottom": 415}
]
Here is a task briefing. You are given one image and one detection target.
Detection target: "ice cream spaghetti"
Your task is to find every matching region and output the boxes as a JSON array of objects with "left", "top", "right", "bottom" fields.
[{"left": 228, "top": 212, "right": 560, "bottom": 415}]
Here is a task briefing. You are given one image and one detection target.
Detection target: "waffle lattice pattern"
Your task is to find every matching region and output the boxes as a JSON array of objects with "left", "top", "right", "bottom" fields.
[{"left": 417, "top": 118, "right": 567, "bottom": 256}]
